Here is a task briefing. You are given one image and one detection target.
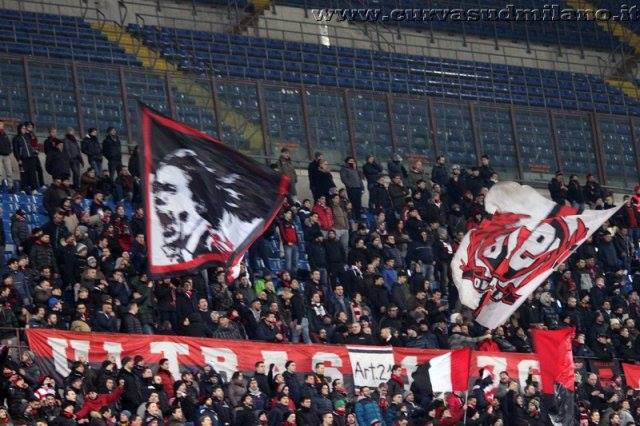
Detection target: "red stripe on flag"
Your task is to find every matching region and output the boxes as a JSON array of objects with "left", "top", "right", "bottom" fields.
[{"left": 450, "top": 347, "right": 472, "bottom": 392}]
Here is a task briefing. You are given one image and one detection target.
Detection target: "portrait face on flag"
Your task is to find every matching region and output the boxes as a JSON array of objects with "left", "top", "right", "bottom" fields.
[{"left": 140, "top": 104, "right": 288, "bottom": 276}]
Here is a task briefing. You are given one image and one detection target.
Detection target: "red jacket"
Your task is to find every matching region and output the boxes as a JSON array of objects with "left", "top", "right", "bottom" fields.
[
  {"left": 312, "top": 203, "right": 334, "bottom": 231},
  {"left": 157, "top": 367, "right": 175, "bottom": 398},
  {"left": 279, "top": 221, "right": 299, "bottom": 246},
  {"left": 76, "top": 387, "right": 123, "bottom": 419}
]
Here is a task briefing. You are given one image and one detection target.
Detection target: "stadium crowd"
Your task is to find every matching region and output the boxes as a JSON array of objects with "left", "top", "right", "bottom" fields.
[{"left": 0, "top": 120, "right": 639, "bottom": 425}]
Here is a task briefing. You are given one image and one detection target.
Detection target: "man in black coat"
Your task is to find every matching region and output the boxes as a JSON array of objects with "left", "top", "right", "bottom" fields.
[
  {"left": 120, "top": 302, "right": 144, "bottom": 334},
  {"left": 180, "top": 312, "right": 213, "bottom": 338},
  {"left": 252, "top": 362, "right": 270, "bottom": 396},
  {"left": 256, "top": 312, "right": 283, "bottom": 342},
  {"left": 81, "top": 128, "right": 102, "bottom": 174},
  {"left": 102, "top": 127, "right": 122, "bottom": 180},
  {"left": 431, "top": 155, "right": 448, "bottom": 188},
  {"left": 93, "top": 302, "right": 118, "bottom": 332},
  {"left": 308, "top": 152, "right": 323, "bottom": 201},
  {"left": 45, "top": 139, "right": 71, "bottom": 180},
  {"left": 118, "top": 357, "right": 143, "bottom": 412},
  {"left": 175, "top": 278, "right": 198, "bottom": 322},
  {"left": 64, "top": 128, "right": 84, "bottom": 189}
]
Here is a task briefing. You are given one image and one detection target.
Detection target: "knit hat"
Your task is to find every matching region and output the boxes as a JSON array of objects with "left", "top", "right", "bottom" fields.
[
  {"left": 76, "top": 243, "right": 87, "bottom": 254},
  {"left": 334, "top": 399, "right": 346, "bottom": 409},
  {"left": 47, "top": 297, "right": 61, "bottom": 309},
  {"left": 120, "top": 410, "right": 132, "bottom": 418}
]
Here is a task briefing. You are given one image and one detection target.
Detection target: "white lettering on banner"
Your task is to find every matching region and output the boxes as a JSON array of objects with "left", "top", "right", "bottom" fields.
[
  {"left": 476, "top": 355, "right": 507, "bottom": 392},
  {"left": 69, "top": 339, "right": 90, "bottom": 362},
  {"left": 400, "top": 356, "right": 418, "bottom": 390},
  {"left": 261, "top": 351, "right": 288, "bottom": 375},
  {"left": 47, "top": 338, "right": 71, "bottom": 377},
  {"left": 150, "top": 342, "right": 189, "bottom": 380},
  {"left": 201, "top": 347, "right": 238, "bottom": 382},
  {"left": 517, "top": 360, "right": 540, "bottom": 388},
  {"left": 347, "top": 347, "right": 395, "bottom": 387},
  {"left": 103, "top": 342, "right": 124, "bottom": 368},
  {"left": 312, "top": 352, "right": 343, "bottom": 383},
  {"left": 46, "top": 338, "right": 91, "bottom": 377}
]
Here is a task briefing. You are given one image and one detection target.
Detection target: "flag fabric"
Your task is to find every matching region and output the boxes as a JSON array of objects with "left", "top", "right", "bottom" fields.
[
  {"left": 476, "top": 367, "right": 496, "bottom": 405},
  {"left": 622, "top": 363, "right": 640, "bottom": 390},
  {"left": 139, "top": 104, "right": 289, "bottom": 279},
  {"left": 427, "top": 348, "right": 471, "bottom": 392},
  {"left": 451, "top": 181, "right": 619, "bottom": 329},
  {"left": 532, "top": 328, "right": 576, "bottom": 426}
]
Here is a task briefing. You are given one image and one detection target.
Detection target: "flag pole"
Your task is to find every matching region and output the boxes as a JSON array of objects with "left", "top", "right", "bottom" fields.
[{"left": 462, "top": 389, "right": 469, "bottom": 425}]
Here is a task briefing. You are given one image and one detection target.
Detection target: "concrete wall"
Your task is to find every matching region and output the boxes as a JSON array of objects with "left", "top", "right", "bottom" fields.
[{"left": 4, "top": 0, "right": 613, "bottom": 76}]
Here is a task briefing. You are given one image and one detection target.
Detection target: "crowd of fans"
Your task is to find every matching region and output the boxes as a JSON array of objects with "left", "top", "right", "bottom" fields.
[{"left": 0, "top": 119, "right": 639, "bottom": 424}]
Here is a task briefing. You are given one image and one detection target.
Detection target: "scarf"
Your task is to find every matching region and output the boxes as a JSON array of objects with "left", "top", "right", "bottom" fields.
[{"left": 312, "top": 303, "right": 326, "bottom": 317}]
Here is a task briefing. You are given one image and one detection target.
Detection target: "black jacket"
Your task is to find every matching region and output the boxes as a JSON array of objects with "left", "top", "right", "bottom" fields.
[
  {"left": 0, "top": 131, "right": 11, "bottom": 156},
  {"left": 102, "top": 135, "right": 122, "bottom": 162},
  {"left": 118, "top": 367, "right": 143, "bottom": 411},
  {"left": 81, "top": 135, "right": 102, "bottom": 161},
  {"left": 362, "top": 161, "right": 383, "bottom": 183},
  {"left": 121, "top": 312, "right": 144, "bottom": 334},
  {"left": 45, "top": 149, "right": 71, "bottom": 178},
  {"left": 13, "top": 134, "right": 37, "bottom": 160}
]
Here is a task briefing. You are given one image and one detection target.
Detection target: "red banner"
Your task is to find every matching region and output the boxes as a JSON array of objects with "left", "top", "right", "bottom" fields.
[{"left": 26, "top": 329, "right": 540, "bottom": 393}]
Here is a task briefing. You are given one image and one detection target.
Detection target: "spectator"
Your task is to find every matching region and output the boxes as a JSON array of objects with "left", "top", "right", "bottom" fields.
[
  {"left": 81, "top": 128, "right": 102, "bottom": 174},
  {"left": 13, "top": 123, "right": 39, "bottom": 193},
  {"left": 0, "top": 120, "right": 13, "bottom": 190},
  {"left": 339, "top": 156, "right": 364, "bottom": 217},
  {"left": 277, "top": 147, "right": 297, "bottom": 201},
  {"left": 308, "top": 152, "right": 323, "bottom": 201},
  {"left": 102, "top": 127, "right": 122, "bottom": 179}
]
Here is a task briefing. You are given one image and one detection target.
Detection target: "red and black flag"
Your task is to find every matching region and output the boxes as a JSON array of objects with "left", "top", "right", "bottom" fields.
[
  {"left": 139, "top": 104, "right": 288, "bottom": 278},
  {"left": 532, "top": 328, "right": 576, "bottom": 426}
]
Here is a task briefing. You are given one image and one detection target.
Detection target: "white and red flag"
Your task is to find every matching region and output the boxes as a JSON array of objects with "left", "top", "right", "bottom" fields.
[
  {"left": 427, "top": 348, "right": 471, "bottom": 392},
  {"left": 451, "top": 181, "right": 619, "bottom": 329}
]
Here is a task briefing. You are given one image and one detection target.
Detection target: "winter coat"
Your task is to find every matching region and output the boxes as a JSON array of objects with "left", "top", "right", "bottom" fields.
[
  {"left": 12, "top": 134, "right": 37, "bottom": 160},
  {"left": 315, "top": 170, "right": 336, "bottom": 198},
  {"left": 118, "top": 367, "right": 143, "bottom": 412},
  {"left": 29, "top": 241, "right": 57, "bottom": 272},
  {"left": 121, "top": 312, "right": 143, "bottom": 334},
  {"left": 45, "top": 148, "right": 71, "bottom": 178},
  {"left": 64, "top": 134, "right": 84, "bottom": 166},
  {"left": 81, "top": 135, "right": 102, "bottom": 161},
  {"left": 312, "top": 203, "right": 334, "bottom": 231},
  {"left": 355, "top": 397, "right": 383, "bottom": 426},
  {"left": 339, "top": 165, "right": 363, "bottom": 189},
  {"left": 388, "top": 183, "right": 408, "bottom": 210},
  {"left": 0, "top": 130, "right": 11, "bottom": 156},
  {"left": 362, "top": 161, "right": 383, "bottom": 183},
  {"left": 369, "top": 184, "right": 393, "bottom": 211},
  {"left": 102, "top": 135, "right": 122, "bottom": 162}
]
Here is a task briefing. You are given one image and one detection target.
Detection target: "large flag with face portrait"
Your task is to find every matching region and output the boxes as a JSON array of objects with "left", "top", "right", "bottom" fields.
[
  {"left": 139, "top": 104, "right": 289, "bottom": 278},
  {"left": 451, "top": 181, "right": 619, "bottom": 329}
]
